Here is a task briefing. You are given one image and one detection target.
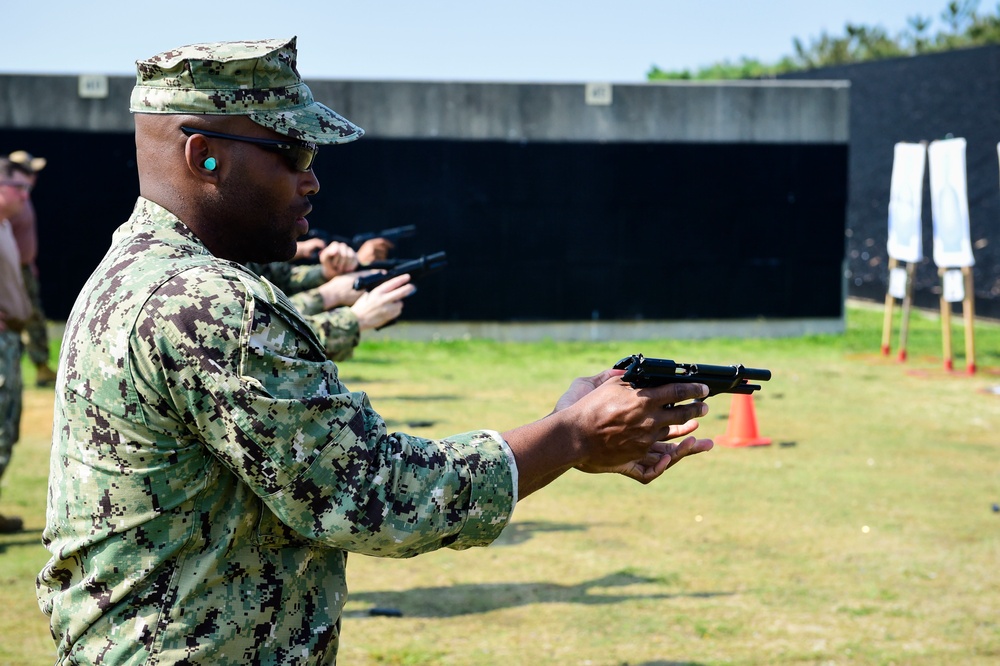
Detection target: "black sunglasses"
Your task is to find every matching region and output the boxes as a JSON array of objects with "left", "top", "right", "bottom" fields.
[{"left": 180, "top": 126, "right": 318, "bottom": 172}]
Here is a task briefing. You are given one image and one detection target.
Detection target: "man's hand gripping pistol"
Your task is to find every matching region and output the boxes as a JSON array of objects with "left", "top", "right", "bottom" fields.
[{"left": 613, "top": 354, "right": 771, "bottom": 402}]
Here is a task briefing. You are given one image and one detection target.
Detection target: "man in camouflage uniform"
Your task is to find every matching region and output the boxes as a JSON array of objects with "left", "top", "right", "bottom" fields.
[{"left": 37, "top": 37, "right": 713, "bottom": 665}]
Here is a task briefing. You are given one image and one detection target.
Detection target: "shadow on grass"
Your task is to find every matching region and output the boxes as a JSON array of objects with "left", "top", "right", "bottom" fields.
[
  {"left": 383, "top": 394, "right": 462, "bottom": 402},
  {"left": 345, "top": 571, "right": 733, "bottom": 619},
  {"left": 0, "top": 528, "right": 44, "bottom": 555},
  {"left": 336, "top": 375, "right": 400, "bottom": 385},
  {"left": 489, "top": 519, "right": 589, "bottom": 546},
  {"left": 342, "top": 358, "right": 397, "bottom": 365},
  {"left": 383, "top": 419, "right": 440, "bottom": 429}
]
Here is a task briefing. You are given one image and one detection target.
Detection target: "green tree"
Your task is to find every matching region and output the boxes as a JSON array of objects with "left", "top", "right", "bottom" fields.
[{"left": 648, "top": 0, "right": 1000, "bottom": 81}]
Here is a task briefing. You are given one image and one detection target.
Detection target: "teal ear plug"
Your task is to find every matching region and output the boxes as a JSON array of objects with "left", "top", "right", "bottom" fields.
[{"left": 203, "top": 157, "right": 217, "bottom": 171}]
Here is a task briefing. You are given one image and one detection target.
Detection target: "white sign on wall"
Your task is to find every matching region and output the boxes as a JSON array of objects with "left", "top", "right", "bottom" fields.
[
  {"left": 584, "top": 82, "right": 613, "bottom": 106},
  {"left": 78, "top": 74, "right": 109, "bottom": 99},
  {"left": 927, "top": 138, "right": 975, "bottom": 268}
]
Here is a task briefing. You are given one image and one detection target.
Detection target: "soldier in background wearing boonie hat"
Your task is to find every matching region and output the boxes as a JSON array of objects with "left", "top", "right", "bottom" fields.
[
  {"left": 0, "top": 156, "right": 34, "bottom": 535},
  {"left": 6, "top": 150, "right": 58, "bottom": 388},
  {"left": 37, "top": 37, "right": 713, "bottom": 665}
]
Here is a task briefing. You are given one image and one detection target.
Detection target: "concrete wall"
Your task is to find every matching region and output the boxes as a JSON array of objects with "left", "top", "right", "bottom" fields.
[
  {"left": 312, "top": 79, "right": 849, "bottom": 143},
  {"left": 0, "top": 74, "right": 136, "bottom": 132},
  {"left": 1, "top": 74, "right": 848, "bottom": 144}
]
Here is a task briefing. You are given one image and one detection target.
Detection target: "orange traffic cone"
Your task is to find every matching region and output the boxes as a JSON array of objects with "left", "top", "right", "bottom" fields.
[{"left": 715, "top": 393, "right": 771, "bottom": 448}]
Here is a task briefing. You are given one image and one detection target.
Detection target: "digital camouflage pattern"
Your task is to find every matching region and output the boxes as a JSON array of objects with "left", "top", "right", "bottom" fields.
[
  {"left": 0, "top": 329, "right": 23, "bottom": 489},
  {"left": 129, "top": 37, "right": 364, "bottom": 145},
  {"left": 247, "top": 261, "right": 363, "bottom": 361},
  {"left": 284, "top": 278, "right": 363, "bottom": 362},
  {"left": 288, "top": 285, "right": 329, "bottom": 313},
  {"left": 20, "top": 265, "right": 50, "bottom": 367},
  {"left": 37, "top": 197, "right": 516, "bottom": 665},
  {"left": 301, "top": 306, "right": 361, "bottom": 362},
  {"left": 247, "top": 261, "right": 327, "bottom": 296}
]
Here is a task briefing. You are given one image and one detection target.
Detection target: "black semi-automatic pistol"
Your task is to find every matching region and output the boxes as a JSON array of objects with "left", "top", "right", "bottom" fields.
[
  {"left": 348, "top": 224, "right": 417, "bottom": 249},
  {"left": 613, "top": 354, "right": 771, "bottom": 397},
  {"left": 303, "top": 224, "right": 418, "bottom": 252},
  {"left": 353, "top": 251, "right": 448, "bottom": 291}
]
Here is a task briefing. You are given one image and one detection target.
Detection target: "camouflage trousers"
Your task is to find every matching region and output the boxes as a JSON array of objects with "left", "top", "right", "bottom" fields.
[
  {"left": 0, "top": 330, "right": 23, "bottom": 493},
  {"left": 20, "top": 265, "right": 50, "bottom": 367}
]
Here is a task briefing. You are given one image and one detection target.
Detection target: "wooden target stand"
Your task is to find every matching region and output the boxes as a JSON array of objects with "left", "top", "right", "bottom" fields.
[
  {"left": 881, "top": 258, "right": 917, "bottom": 361},
  {"left": 882, "top": 261, "right": 976, "bottom": 373},
  {"left": 938, "top": 266, "right": 976, "bottom": 374}
]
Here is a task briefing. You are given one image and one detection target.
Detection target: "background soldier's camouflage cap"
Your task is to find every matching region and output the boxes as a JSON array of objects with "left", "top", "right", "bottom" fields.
[{"left": 129, "top": 36, "right": 364, "bottom": 145}]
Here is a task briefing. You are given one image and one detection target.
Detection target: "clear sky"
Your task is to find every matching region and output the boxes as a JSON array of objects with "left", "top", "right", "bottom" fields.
[{"left": 3, "top": 0, "right": 958, "bottom": 82}]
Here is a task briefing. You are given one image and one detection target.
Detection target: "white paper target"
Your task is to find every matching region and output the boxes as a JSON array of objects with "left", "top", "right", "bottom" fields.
[
  {"left": 886, "top": 142, "right": 926, "bottom": 263},
  {"left": 928, "top": 138, "right": 975, "bottom": 268}
]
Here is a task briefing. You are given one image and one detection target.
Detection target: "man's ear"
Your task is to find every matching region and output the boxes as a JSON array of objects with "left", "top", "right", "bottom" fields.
[{"left": 184, "top": 134, "right": 219, "bottom": 181}]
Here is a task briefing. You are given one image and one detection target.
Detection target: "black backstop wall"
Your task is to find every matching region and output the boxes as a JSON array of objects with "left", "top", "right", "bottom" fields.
[{"left": 2, "top": 128, "right": 847, "bottom": 323}]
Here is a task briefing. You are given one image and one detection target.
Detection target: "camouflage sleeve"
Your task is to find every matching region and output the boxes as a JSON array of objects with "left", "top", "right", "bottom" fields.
[
  {"left": 243, "top": 261, "right": 290, "bottom": 291},
  {"left": 289, "top": 286, "right": 325, "bottom": 316},
  {"left": 243, "top": 262, "right": 326, "bottom": 296},
  {"left": 304, "top": 307, "right": 361, "bottom": 361},
  {"left": 287, "top": 264, "right": 326, "bottom": 293},
  {"left": 132, "top": 267, "right": 513, "bottom": 556},
  {"left": 283, "top": 289, "right": 361, "bottom": 361}
]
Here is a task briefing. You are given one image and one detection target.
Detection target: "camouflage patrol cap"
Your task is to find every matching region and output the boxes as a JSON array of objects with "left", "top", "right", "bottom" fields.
[{"left": 129, "top": 36, "right": 363, "bottom": 145}]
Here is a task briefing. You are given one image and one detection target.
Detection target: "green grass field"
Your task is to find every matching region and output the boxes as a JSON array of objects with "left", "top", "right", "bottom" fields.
[{"left": 2, "top": 302, "right": 999, "bottom": 665}]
